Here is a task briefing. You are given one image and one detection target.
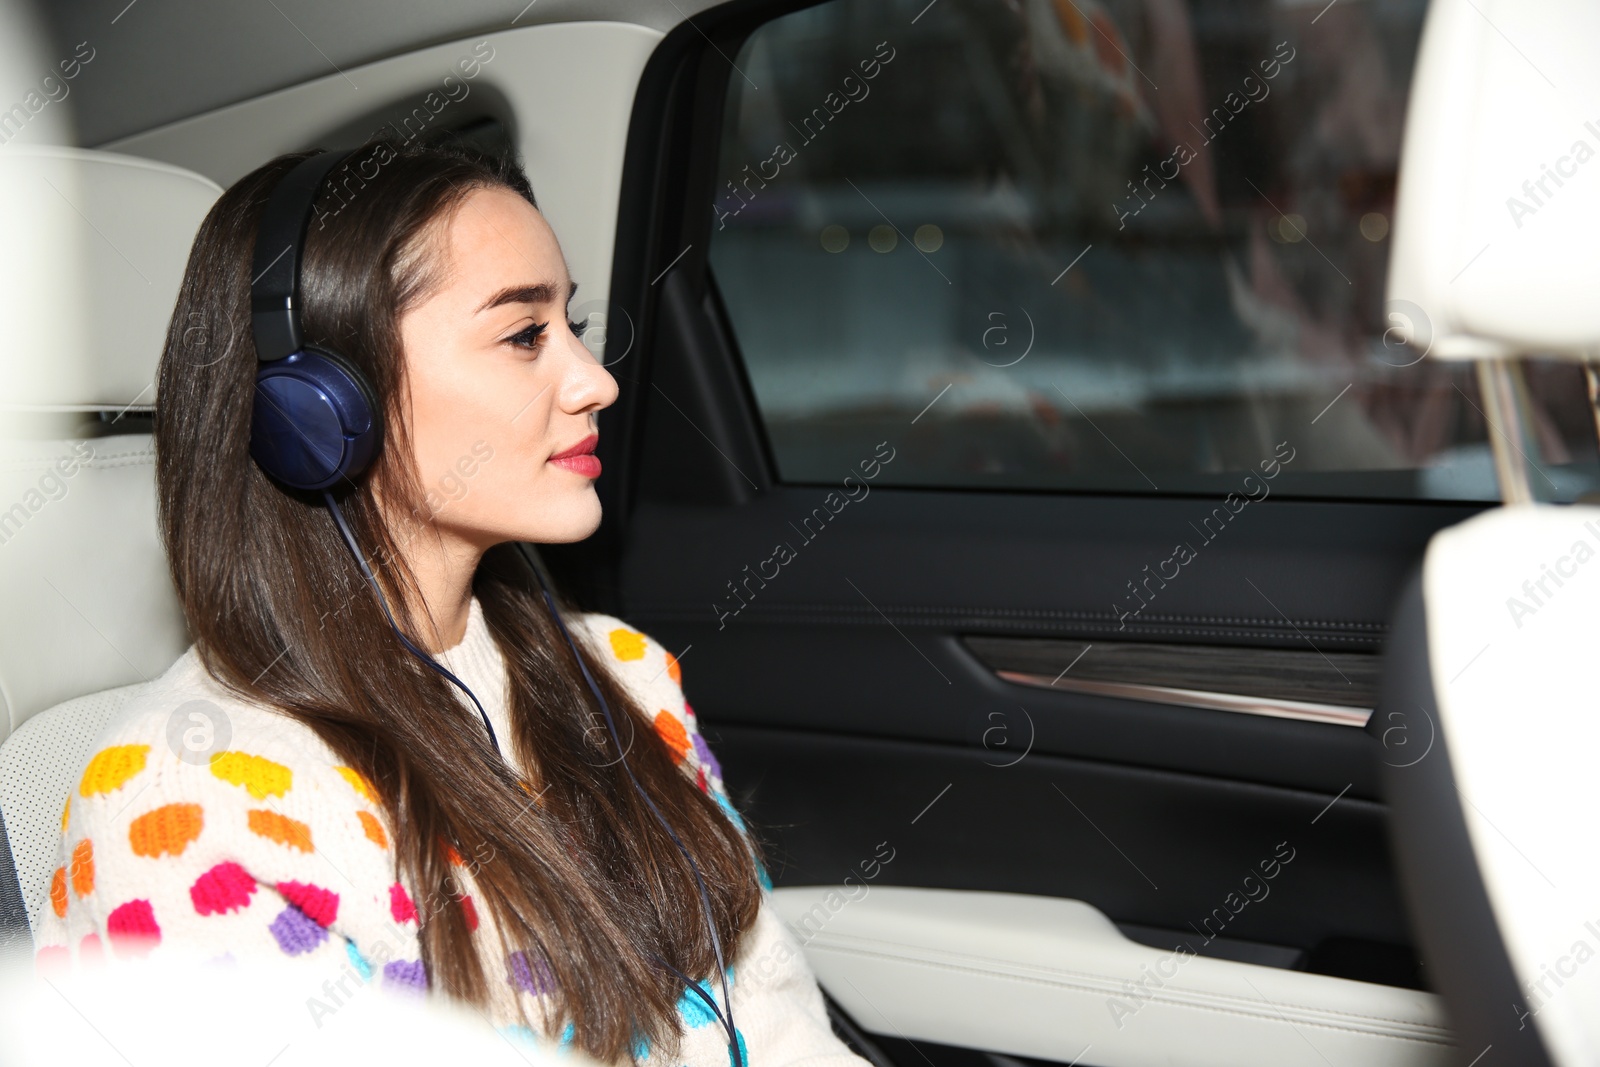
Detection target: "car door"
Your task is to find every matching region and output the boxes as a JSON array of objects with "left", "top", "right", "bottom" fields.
[{"left": 536, "top": 1, "right": 1600, "bottom": 1065}]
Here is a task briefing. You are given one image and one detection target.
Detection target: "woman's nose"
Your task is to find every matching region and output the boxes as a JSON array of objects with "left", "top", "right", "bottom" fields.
[{"left": 559, "top": 326, "right": 619, "bottom": 412}]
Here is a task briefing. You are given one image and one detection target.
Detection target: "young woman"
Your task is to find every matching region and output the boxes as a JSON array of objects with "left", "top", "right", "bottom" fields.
[{"left": 35, "top": 136, "right": 865, "bottom": 1067}]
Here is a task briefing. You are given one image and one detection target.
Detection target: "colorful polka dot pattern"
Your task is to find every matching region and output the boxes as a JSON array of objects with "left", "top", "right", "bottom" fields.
[
  {"left": 33, "top": 607, "right": 774, "bottom": 1064},
  {"left": 269, "top": 903, "right": 327, "bottom": 955},
  {"left": 190, "top": 862, "right": 256, "bottom": 916},
  {"left": 247, "top": 809, "right": 312, "bottom": 852},
  {"left": 678, "top": 979, "right": 720, "bottom": 1028},
  {"left": 507, "top": 950, "right": 555, "bottom": 996},
  {"left": 49, "top": 867, "right": 66, "bottom": 918},
  {"left": 710, "top": 790, "right": 747, "bottom": 834},
  {"left": 276, "top": 881, "right": 338, "bottom": 927},
  {"left": 209, "top": 751, "right": 292, "bottom": 799},
  {"left": 357, "top": 810, "right": 388, "bottom": 848},
  {"left": 609, "top": 627, "right": 647, "bottom": 661},
  {"left": 69, "top": 840, "right": 94, "bottom": 898},
  {"left": 692, "top": 732, "right": 722, "bottom": 780},
  {"left": 128, "top": 803, "right": 203, "bottom": 858},
  {"left": 389, "top": 882, "right": 417, "bottom": 924},
  {"left": 344, "top": 938, "right": 372, "bottom": 980},
  {"left": 106, "top": 899, "right": 159, "bottom": 957},
  {"left": 79, "top": 744, "right": 149, "bottom": 797},
  {"left": 383, "top": 958, "right": 427, "bottom": 992},
  {"left": 654, "top": 709, "right": 691, "bottom": 764},
  {"left": 335, "top": 765, "right": 377, "bottom": 803}
]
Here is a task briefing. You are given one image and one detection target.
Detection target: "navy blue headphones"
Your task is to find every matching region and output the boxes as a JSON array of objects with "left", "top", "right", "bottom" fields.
[
  {"left": 249, "top": 148, "right": 381, "bottom": 492},
  {"left": 247, "top": 147, "right": 742, "bottom": 1066}
]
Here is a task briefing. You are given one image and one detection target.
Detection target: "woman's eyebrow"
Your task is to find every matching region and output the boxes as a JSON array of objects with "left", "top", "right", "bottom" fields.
[{"left": 476, "top": 279, "right": 578, "bottom": 314}]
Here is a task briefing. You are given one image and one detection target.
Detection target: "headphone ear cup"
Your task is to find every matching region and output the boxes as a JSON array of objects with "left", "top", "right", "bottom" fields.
[
  {"left": 309, "top": 344, "right": 384, "bottom": 433},
  {"left": 251, "top": 344, "right": 384, "bottom": 491}
]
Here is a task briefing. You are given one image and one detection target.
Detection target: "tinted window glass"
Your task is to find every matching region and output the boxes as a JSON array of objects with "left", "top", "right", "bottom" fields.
[{"left": 708, "top": 0, "right": 1600, "bottom": 501}]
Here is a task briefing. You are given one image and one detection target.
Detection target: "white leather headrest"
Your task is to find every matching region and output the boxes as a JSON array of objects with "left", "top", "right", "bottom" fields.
[
  {"left": 1387, "top": 0, "right": 1600, "bottom": 360},
  {"left": 0, "top": 146, "right": 221, "bottom": 409},
  {"left": 0, "top": 435, "right": 189, "bottom": 744}
]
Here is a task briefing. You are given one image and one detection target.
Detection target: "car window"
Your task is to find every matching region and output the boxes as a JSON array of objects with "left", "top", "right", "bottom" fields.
[{"left": 707, "top": 0, "right": 1600, "bottom": 502}]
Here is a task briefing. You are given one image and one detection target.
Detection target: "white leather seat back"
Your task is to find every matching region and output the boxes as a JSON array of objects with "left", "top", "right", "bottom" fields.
[
  {"left": 0, "top": 147, "right": 221, "bottom": 940},
  {"left": 0, "top": 436, "right": 188, "bottom": 741},
  {"left": 1421, "top": 506, "right": 1600, "bottom": 1064}
]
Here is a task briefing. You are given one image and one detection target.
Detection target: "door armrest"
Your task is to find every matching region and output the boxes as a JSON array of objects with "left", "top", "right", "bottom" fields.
[{"left": 770, "top": 885, "right": 1451, "bottom": 1067}]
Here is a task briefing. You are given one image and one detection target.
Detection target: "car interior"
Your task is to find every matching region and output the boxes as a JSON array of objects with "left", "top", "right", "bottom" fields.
[{"left": 1, "top": 0, "right": 1596, "bottom": 1065}]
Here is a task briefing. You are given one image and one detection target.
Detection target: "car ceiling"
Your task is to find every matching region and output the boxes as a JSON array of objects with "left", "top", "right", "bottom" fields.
[{"left": 33, "top": 0, "right": 716, "bottom": 148}]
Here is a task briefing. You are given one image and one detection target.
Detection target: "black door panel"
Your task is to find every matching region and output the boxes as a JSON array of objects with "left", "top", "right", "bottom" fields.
[
  {"left": 619, "top": 485, "right": 1480, "bottom": 801},
  {"left": 711, "top": 726, "right": 1422, "bottom": 988},
  {"left": 633, "top": 606, "right": 1380, "bottom": 797}
]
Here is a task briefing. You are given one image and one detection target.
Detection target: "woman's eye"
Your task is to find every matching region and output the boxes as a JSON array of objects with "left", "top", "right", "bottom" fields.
[
  {"left": 506, "top": 322, "right": 548, "bottom": 349},
  {"left": 505, "top": 318, "right": 586, "bottom": 350}
]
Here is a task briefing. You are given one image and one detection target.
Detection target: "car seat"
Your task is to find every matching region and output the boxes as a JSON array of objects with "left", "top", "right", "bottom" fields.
[
  {"left": 1371, "top": 0, "right": 1600, "bottom": 1064},
  {"left": 0, "top": 146, "right": 220, "bottom": 966}
]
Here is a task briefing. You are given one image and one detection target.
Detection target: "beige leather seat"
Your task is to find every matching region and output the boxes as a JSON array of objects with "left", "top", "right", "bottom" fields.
[{"left": 0, "top": 146, "right": 221, "bottom": 958}]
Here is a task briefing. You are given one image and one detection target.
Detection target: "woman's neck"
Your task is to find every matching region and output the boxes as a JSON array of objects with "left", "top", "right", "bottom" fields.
[{"left": 393, "top": 525, "right": 489, "bottom": 654}]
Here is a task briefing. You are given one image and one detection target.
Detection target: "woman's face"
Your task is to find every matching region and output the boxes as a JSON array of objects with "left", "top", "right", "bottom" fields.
[{"left": 387, "top": 185, "right": 617, "bottom": 550}]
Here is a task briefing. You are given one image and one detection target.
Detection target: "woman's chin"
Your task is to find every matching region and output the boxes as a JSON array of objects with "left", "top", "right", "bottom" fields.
[{"left": 518, "top": 494, "right": 603, "bottom": 544}]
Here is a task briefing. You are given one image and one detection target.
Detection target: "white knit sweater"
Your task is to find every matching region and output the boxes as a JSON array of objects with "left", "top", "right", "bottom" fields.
[{"left": 34, "top": 597, "right": 863, "bottom": 1067}]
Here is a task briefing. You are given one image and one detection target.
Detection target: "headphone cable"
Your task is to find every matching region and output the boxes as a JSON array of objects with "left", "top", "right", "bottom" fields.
[
  {"left": 513, "top": 541, "right": 743, "bottom": 1067},
  {"left": 322, "top": 491, "right": 499, "bottom": 753}
]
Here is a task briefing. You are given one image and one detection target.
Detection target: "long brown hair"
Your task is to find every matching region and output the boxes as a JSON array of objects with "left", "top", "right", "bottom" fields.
[{"left": 152, "top": 136, "right": 763, "bottom": 1062}]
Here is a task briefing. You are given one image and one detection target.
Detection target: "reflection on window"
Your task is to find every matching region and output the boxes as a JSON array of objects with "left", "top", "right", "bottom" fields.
[{"left": 707, "top": 0, "right": 1600, "bottom": 501}]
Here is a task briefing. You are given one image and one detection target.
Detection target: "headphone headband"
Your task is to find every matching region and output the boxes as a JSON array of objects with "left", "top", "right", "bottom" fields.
[{"left": 250, "top": 148, "right": 359, "bottom": 363}]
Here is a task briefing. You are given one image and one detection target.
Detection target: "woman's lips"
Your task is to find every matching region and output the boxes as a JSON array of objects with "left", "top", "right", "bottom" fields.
[{"left": 548, "top": 434, "right": 601, "bottom": 478}]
